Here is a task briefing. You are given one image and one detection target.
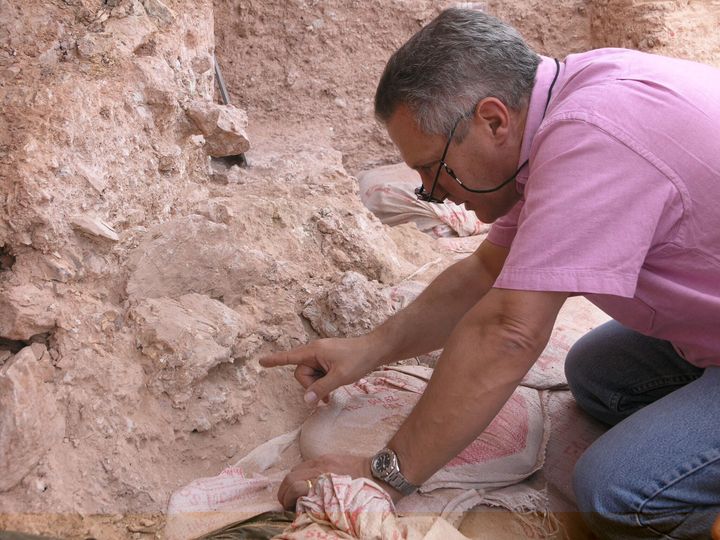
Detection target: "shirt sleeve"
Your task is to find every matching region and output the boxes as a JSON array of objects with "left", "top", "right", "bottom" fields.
[{"left": 494, "top": 117, "right": 683, "bottom": 297}]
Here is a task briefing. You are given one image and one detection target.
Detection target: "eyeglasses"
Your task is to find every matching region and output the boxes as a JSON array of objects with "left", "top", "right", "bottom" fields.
[
  {"left": 415, "top": 114, "right": 528, "bottom": 204},
  {"left": 416, "top": 60, "right": 561, "bottom": 205}
]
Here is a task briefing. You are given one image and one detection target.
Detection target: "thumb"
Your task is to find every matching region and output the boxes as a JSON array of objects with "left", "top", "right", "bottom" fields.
[{"left": 303, "top": 373, "right": 342, "bottom": 405}]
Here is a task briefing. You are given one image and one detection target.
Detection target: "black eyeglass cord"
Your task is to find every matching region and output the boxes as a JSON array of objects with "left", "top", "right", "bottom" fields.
[{"left": 461, "top": 57, "right": 561, "bottom": 194}]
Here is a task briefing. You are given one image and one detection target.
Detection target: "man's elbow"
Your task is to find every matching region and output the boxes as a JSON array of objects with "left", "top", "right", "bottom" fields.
[{"left": 493, "top": 314, "right": 551, "bottom": 361}]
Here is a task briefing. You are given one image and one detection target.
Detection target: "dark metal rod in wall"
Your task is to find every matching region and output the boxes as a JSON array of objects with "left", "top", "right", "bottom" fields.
[{"left": 214, "top": 53, "right": 230, "bottom": 106}]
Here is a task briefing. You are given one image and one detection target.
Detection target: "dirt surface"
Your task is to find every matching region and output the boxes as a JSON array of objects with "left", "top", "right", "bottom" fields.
[
  {"left": 1, "top": 0, "right": 719, "bottom": 538},
  {"left": 213, "top": 0, "right": 594, "bottom": 174}
]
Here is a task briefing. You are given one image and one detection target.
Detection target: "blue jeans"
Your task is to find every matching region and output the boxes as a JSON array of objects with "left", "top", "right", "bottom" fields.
[{"left": 565, "top": 320, "right": 719, "bottom": 539}]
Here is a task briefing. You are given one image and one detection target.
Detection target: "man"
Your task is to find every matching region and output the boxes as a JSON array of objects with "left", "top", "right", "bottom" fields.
[{"left": 261, "top": 8, "right": 720, "bottom": 539}]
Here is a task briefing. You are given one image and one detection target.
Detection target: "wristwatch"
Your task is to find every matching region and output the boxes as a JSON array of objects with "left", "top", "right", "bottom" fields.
[{"left": 370, "top": 447, "right": 419, "bottom": 496}]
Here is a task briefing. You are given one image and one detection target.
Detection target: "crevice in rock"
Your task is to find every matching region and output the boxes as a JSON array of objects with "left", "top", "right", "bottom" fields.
[
  {"left": 0, "top": 245, "right": 16, "bottom": 272},
  {"left": 0, "top": 337, "right": 30, "bottom": 354},
  {"left": 211, "top": 155, "right": 248, "bottom": 169},
  {"left": 0, "top": 332, "right": 51, "bottom": 353}
]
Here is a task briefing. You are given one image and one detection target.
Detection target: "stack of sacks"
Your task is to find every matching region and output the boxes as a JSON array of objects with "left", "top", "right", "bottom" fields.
[
  {"left": 166, "top": 366, "right": 552, "bottom": 539},
  {"left": 165, "top": 429, "right": 300, "bottom": 539},
  {"left": 301, "top": 366, "right": 549, "bottom": 497},
  {"left": 357, "top": 162, "right": 489, "bottom": 238}
]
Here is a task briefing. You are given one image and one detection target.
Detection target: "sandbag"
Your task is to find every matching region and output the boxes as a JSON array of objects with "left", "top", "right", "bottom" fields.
[
  {"left": 541, "top": 390, "right": 607, "bottom": 511},
  {"left": 300, "top": 366, "right": 549, "bottom": 491},
  {"left": 357, "top": 162, "right": 489, "bottom": 238}
]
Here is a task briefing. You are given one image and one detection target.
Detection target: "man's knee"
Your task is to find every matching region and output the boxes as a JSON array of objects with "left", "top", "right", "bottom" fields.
[
  {"left": 574, "top": 439, "right": 717, "bottom": 539},
  {"left": 564, "top": 327, "right": 618, "bottom": 424},
  {"left": 564, "top": 329, "right": 597, "bottom": 397},
  {"left": 573, "top": 440, "right": 639, "bottom": 538}
]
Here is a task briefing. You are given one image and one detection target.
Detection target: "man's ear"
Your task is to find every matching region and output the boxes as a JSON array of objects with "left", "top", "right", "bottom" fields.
[{"left": 474, "top": 97, "right": 510, "bottom": 140}]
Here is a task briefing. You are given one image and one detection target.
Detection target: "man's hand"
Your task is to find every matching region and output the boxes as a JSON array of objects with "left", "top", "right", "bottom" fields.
[
  {"left": 277, "top": 454, "right": 403, "bottom": 510},
  {"left": 259, "top": 335, "right": 383, "bottom": 404}
]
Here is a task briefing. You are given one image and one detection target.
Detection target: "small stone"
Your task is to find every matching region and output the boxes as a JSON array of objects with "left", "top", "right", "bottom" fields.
[
  {"left": 76, "top": 33, "right": 115, "bottom": 62},
  {"left": 185, "top": 101, "right": 250, "bottom": 158},
  {"left": 70, "top": 216, "right": 120, "bottom": 242},
  {"left": 0, "top": 284, "right": 56, "bottom": 340},
  {"left": 155, "top": 143, "right": 182, "bottom": 173},
  {"left": 30, "top": 342, "right": 46, "bottom": 361},
  {"left": 207, "top": 201, "right": 232, "bottom": 224},
  {"left": 309, "top": 18, "right": 324, "bottom": 31},
  {"left": 0, "top": 350, "right": 11, "bottom": 367},
  {"left": 142, "top": 0, "right": 176, "bottom": 25},
  {"left": 209, "top": 158, "right": 246, "bottom": 185}
]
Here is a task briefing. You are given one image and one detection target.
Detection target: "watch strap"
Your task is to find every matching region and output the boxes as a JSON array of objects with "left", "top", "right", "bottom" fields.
[
  {"left": 385, "top": 469, "right": 419, "bottom": 496},
  {"left": 371, "top": 448, "right": 420, "bottom": 496}
]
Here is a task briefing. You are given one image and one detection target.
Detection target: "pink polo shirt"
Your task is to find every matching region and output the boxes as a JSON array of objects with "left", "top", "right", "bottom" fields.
[{"left": 488, "top": 49, "right": 720, "bottom": 368}]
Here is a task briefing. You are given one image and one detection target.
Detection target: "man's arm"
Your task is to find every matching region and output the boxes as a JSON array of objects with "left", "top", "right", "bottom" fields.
[
  {"left": 274, "top": 286, "right": 569, "bottom": 508},
  {"left": 260, "top": 238, "right": 510, "bottom": 402},
  {"left": 368, "top": 238, "right": 509, "bottom": 365},
  {"left": 386, "top": 287, "right": 568, "bottom": 487}
]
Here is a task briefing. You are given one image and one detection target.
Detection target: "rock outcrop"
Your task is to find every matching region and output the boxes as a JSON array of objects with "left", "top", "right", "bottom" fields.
[{"left": 0, "top": 345, "right": 64, "bottom": 492}]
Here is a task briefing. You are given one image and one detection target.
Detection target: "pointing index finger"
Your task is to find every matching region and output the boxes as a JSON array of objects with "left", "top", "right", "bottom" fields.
[{"left": 259, "top": 346, "right": 315, "bottom": 368}]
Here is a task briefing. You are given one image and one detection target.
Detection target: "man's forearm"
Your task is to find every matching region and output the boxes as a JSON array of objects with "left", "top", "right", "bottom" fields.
[
  {"left": 386, "top": 288, "right": 567, "bottom": 486},
  {"left": 367, "top": 241, "right": 506, "bottom": 366}
]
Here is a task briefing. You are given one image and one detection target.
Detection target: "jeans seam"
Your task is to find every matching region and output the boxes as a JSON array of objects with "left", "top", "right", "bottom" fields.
[
  {"left": 634, "top": 450, "right": 720, "bottom": 538},
  {"left": 630, "top": 374, "right": 701, "bottom": 394}
]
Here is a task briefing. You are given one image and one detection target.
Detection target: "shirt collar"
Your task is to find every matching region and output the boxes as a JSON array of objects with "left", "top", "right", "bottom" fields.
[{"left": 515, "top": 56, "right": 563, "bottom": 188}]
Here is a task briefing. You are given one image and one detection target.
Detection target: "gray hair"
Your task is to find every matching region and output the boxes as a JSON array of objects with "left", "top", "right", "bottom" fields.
[{"left": 375, "top": 8, "right": 540, "bottom": 137}]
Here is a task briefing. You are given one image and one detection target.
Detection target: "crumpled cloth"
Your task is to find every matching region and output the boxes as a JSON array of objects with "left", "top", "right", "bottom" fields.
[{"left": 275, "top": 473, "right": 470, "bottom": 540}]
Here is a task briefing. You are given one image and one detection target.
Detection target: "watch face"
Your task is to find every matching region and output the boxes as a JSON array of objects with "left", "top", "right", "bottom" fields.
[{"left": 372, "top": 449, "right": 396, "bottom": 477}]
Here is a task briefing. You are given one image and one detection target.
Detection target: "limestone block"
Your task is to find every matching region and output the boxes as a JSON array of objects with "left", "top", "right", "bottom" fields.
[
  {"left": 135, "top": 56, "right": 181, "bottom": 126},
  {"left": 312, "top": 208, "right": 409, "bottom": 283},
  {"left": 131, "top": 293, "right": 247, "bottom": 405},
  {"left": 70, "top": 216, "right": 120, "bottom": 242},
  {"left": 155, "top": 143, "right": 183, "bottom": 173},
  {"left": 103, "top": 9, "right": 156, "bottom": 55},
  {"left": 302, "top": 271, "right": 393, "bottom": 338},
  {"left": 142, "top": 0, "right": 176, "bottom": 25},
  {"left": 185, "top": 101, "right": 250, "bottom": 157},
  {"left": 126, "top": 214, "right": 272, "bottom": 302},
  {"left": 209, "top": 158, "right": 246, "bottom": 184},
  {"left": 76, "top": 32, "right": 116, "bottom": 62},
  {"left": 0, "top": 345, "right": 64, "bottom": 492},
  {"left": 0, "top": 284, "right": 56, "bottom": 340}
]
